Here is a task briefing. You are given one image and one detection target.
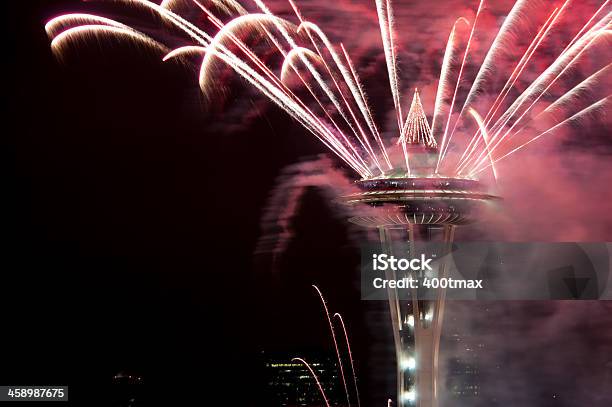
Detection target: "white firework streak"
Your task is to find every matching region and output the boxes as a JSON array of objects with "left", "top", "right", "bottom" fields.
[{"left": 471, "top": 96, "right": 611, "bottom": 176}]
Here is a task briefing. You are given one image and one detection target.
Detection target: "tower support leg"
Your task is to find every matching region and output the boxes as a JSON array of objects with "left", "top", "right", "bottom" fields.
[{"left": 379, "top": 224, "right": 455, "bottom": 407}]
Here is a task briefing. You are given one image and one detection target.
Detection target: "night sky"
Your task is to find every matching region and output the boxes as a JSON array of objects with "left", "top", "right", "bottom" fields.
[{"left": 4, "top": 1, "right": 612, "bottom": 406}]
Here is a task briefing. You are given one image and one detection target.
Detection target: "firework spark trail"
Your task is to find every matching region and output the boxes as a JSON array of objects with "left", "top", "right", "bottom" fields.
[
  {"left": 200, "top": 8, "right": 313, "bottom": 105},
  {"left": 482, "top": 9, "right": 612, "bottom": 137},
  {"left": 193, "top": 1, "right": 374, "bottom": 174},
  {"left": 375, "top": 0, "right": 403, "bottom": 132},
  {"left": 198, "top": 13, "right": 291, "bottom": 89},
  {"left": 471, "top": 96, "right": 611, "bottom": 176},
  {"left": 282, "top": 57, "right": 376, "bottom": 174},
  {"left": 340, "top": 43, "right": 393, "bottom": 170},
  {"left": 286, "top": 0, "right": 356, "bottom": 116},
  {"left": 293, "top": 26, "right": 388, "bottom": 174},
  {"left": 164, "top": 0, "right": 247, "bottom": 14},
  {"left": 209, "top": 47, "right": 372, "bottom": 175},
  {"left": 45, "top": 14, "right": 133, "bottom": 37},
  {"left": 386, "top": 0, "right": 401, "bottom": 125},
  {"left": 278, "top": 46, "right": 375, "bottom": 172},
  {"left": 131, "top": 0, "right": 214, "bottom": 46},
  {"left": 431, "top": 18, "right": 467, "bottom": 142},
  {"left": 435, "top": 0, "right": 484, "bottom": 173},
  {"left": 472, "top": 3, "right": 584, "bottom": 139},
  {"left": 252, "top": 0, "right": 388, "bottom": 173},
  {"left": 206, "top": 41, "right": 371, "bottom": 176},
  {"left": 559, "top": 0, "right": 610, "bottom": 55},
  {"left": 386, "top": 0, "right": 402, "bottom": 126},
  {"left": 402, "top": 142, "right": 411, "bottom": 176},
  {"left": 440, "top": 0, "right": 533, "bottom": 164},
  {"left": 445, "top": 0, "right": 561, "bottom": 173},
  {"left": 537, "top": 63, "right": 612, "bottom": 115},
  {"left": 292, "top": 357, "right": 332, "bottom": 407},
  {"left": 50, "top": 25, "right": 170, "bottom": 54},
  {"left": 162, "top": 45, "right": 206, "bottom": 61},
  {"left": 488, "top": 63, "right": 612, "bottom": 150},
  {"left": 455, "top": 5, "right": 563, "bottom": 173},
  {"left": 313, "top": 285, "right": 351, "bottom": 407},
  {"left": 279, "top": 40, "right": 385, "bottom": 174},
  {"left": 201, "top": 12, "right": 302, "bottom": 106},
  {"left": 280, "top": 47, "right": 320, "bottom": 81},
  {"left": 454, "top": 6, "right": 560, "bottom": 168},
  {"left": 466, "top": 27, "right": 612, "bottom": 174},
  {"left": 468, "top": 108, "right": 497, "bottom": 180},
  {"left": 52, "top": 1, "right": 207, "bottom": 43},
  {"left": 194, "top": 0, "right": 377, "bottom": 175},
  {"left": 333, "top": 312, "right": 361, "bottom": 407},
  {"left": 191, "top": 2, "right": 375, "bottom": 176},
  {"left": 460, "top": 11, "right": 612, "bottom": 175},
  {"left": 198, "top": 13, "right": 300, "bottom": 99},
  {"left": 298, "top": 21, "right": 391, "bottom": 171},
  {"left": 470, "top": 85, "right": 612, "bottom": 174},
  {"left": 282, "top": 18, "right": 387, "bottom": 173}
]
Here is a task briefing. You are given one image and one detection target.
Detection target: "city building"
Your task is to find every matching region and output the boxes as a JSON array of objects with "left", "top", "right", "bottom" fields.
[{"left": 262, "top": 351, "right": 343, "bottom": 406}]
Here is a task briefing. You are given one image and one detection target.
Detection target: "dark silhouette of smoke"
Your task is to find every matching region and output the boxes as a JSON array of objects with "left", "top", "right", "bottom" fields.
[{"left": 254, "top": 155, "right": 362, "bottom": 261}]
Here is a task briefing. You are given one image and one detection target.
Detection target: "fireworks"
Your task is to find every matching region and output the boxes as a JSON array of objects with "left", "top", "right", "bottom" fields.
[
  {"left": 46, "top": 0, "right": 610, "bottom": 181},
  {"left": 44, "top": 3, "right": 611, "bottom": 406},
  {"left": 309, "top": 285, "right": 360, "bottom": 407}
]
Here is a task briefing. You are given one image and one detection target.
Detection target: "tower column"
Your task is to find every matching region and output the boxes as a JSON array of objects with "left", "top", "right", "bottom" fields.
[{"left": 379, "top": 224, "right": 455, "bottom": 407}]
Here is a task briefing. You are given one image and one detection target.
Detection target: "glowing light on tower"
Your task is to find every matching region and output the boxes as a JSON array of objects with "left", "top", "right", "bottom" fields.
[{"left": 399, "top": 89, "right": 437, "bottom": 148}]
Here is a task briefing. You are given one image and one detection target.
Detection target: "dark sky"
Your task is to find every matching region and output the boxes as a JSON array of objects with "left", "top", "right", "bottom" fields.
[{"left": 4, "top": 1, "right": 612, "bottom": 406}]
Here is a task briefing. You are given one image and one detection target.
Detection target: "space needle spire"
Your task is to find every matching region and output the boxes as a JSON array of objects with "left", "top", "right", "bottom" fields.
[{"left": 399, "top": 89, "right": 437, "bottom": 148}]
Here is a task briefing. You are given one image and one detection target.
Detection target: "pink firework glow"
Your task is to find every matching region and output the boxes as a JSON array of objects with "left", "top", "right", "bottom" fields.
[{"left": 45, "top": 0, "right": 611, "bottom": 182}]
